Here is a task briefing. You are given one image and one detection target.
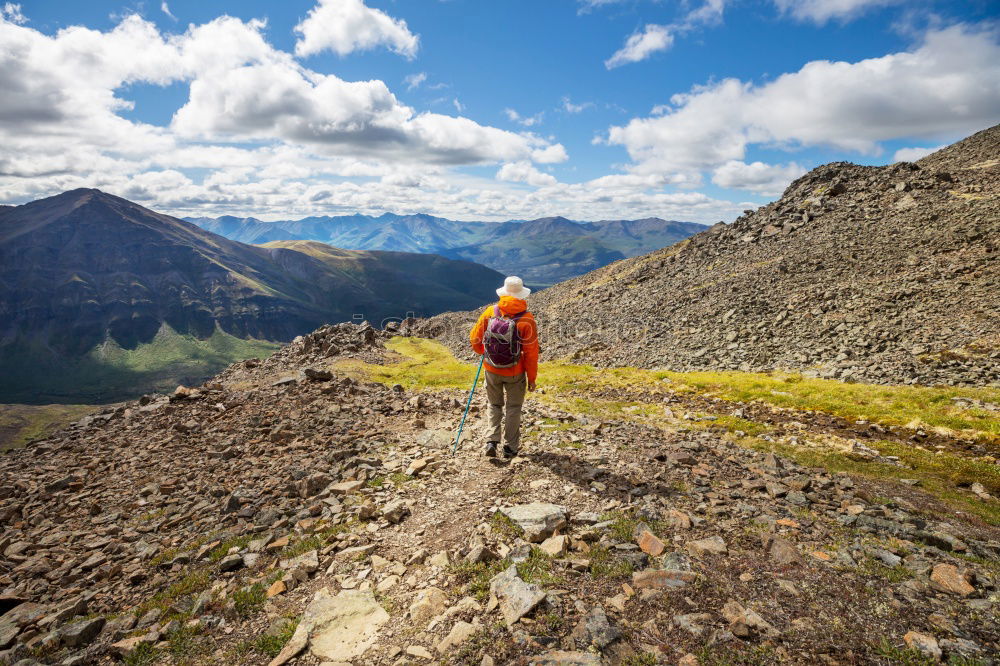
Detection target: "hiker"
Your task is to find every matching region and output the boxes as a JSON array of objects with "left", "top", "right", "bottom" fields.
[{"left": 470, "top": 276, "right": 539, "bottom": 459}]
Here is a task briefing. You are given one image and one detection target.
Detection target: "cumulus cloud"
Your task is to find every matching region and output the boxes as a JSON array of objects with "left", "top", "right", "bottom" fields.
[
  {"left": 892, "top": 145, "right": 944, "bottom": 162},
  {"left": 531, "top": 144, "right": 569, "bottom": 164},
  {"left": 497, "top": 161, "right": 558, "bottom": 187},
  {"left": 160, "top": 2, "right": 176, "bottom": 20},
  {"left": 605, "top": 24, "right": 674, "bottom": 69},
  {"left": 608, "top": 24, "right": 1000, "bottom": 180},
  {"left": 404, "top": 72, "right": 426, "bottom": 90},
  {"left": 773, "top": 0, "right": 903, "bottom": 24},
  {"left": 294, "top": 0, "right": 418, "bottom": 58},
  {"left": 711, "top": 160, "right": 806, "bottom": 196},
  {"left": 0, "top": 7, "right": 575, "bottom": 222}
]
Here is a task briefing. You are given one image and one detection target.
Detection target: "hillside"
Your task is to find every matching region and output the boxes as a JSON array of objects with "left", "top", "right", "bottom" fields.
[
  {"left": 0, "top": 324, "right": 996, "bottom": 665},
  {"left": 0, "top": 190, "right": 502, "bottom": 402},
  {"left": 417, "top": 125, "right": 1000, "bottom": 387},
  {"left": 188, "top": 213, "right": 707, "bottom": 287}
]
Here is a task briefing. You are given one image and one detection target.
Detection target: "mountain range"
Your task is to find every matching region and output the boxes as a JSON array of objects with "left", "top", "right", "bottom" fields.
[
  {"left": 0, "top": 189, "right": 502, "bottom": 402},
  {"left": 186, "top": 213, "right": 708, "bottom": 287},
  {"left": 419, "top": 124, "right": 1000, "bottom": 387}
]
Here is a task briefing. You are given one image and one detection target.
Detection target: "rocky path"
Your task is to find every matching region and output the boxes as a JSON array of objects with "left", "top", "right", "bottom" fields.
[{"left": 1, "top": 323, "right": 998, "bottom": 665}]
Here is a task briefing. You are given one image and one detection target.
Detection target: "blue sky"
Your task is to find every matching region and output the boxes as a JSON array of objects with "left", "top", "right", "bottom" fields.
[{"left": 1, "top": 0, "right": 998, "bottom": 222}]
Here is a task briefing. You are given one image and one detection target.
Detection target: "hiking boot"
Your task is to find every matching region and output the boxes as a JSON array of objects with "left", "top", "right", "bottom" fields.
[
  {"left": 485, "top": 441, "right": 499, "bottom": 457},
  {"left": 501, "top": 444, "right": 518, "bottom": 459}
]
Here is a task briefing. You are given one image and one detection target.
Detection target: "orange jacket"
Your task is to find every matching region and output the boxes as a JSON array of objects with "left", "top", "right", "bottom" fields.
[{"left": 470, "top": 296, "right": 539, "bottom": 383}]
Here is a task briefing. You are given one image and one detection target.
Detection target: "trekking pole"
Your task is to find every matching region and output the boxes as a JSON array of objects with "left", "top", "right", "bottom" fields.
[{"left": 452, "top": 355, "right": 485, "bottom": 456}]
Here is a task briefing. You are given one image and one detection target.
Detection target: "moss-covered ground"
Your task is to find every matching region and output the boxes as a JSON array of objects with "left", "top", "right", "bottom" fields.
[{"left": 337, "top": 337, "right": 1000, "bottom": 525}]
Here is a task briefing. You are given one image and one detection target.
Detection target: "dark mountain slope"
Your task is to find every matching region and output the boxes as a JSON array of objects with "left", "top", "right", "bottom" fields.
[
  {"left": 417, "top": 124, "right": 1000, "bottom": 386},
  {"left": 259, "top": 240, "right": 505, "bottom": 318},
  {"left": 0, "top": 190, "right": 502, "bottom": 401}
]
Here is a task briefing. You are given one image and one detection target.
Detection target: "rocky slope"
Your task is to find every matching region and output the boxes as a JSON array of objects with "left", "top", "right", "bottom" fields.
[
  {"left": 187, "top": 213, "right": 708, "bottom": 288},
  {"left": 0, "top": 190, "right": 502, "bottom": 402},
  {"left": 0, "top": 322, "right": 997, "bottom": 665},
  {"left": 418, "top": 124, "right": 1000, "bottom": 387}
]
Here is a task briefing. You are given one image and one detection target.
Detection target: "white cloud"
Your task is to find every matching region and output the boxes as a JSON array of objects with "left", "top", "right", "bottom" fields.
[
  {"left": 293, "top": 0, "right": 418, "bottom": 59},
  {"left": 562, "top": 97, "right": 594, "bottom": 114},
  {"left": 605, "top": 1, "right": 727, "bottom": 68},
  {"left": 686, "top": 0, "right": 727, "bottom": 26},
  {"left": 531, "top": 144, "right": 569, "bottom": 164},
  {"left": 452, "top": 98, "right": 464, "bottom": 113},
  {"left": 605, "top": 24, "right": 674, "bottom": 69},
  {"left": 892, "top": 145, "right": 944, "bottom": 162},
  {"left": 171, "top": 60, "right": 559, "bottom": 165},
  {"left": 160, "top": 2, "right": 176, "bottom": 21},
  {"left": 773, "top": 0, "right": 903, "bottom": 24},
  {"left": 497, "top": 161, "right": 558, "bottom": 187},
  {"left": 404, "top": 72, "right": 426, "bottom": 90},
  {"left": 608, "top": 24, "right": 1000, "bottom": 180},
  {"left": 2, "top": 2, "right": 25, "bottom": 24},
  {"left": 711, "top": 160, "right": 806, "bottom": 196},
  {"left": 504, "top": 108, "right": 544, "bottom": 127}
]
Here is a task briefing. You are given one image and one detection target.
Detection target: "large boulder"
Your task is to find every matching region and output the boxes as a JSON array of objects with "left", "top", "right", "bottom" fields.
[
  {"left": 499, "top": 503, "right": 567, "bottom": 543},
  {"left": 489, "top": 565, "right": 546, "bottom": 627},
  {"left": 268, "top": 588, "right": 389, "bottom": 666}
]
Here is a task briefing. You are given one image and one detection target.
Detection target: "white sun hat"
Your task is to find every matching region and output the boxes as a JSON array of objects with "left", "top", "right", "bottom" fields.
[{"left": 496, "top": 275, "right": 531, "bottom": 299}]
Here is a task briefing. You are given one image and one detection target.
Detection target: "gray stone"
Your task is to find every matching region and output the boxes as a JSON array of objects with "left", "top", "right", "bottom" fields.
[
  {"left": 281, "top": 550, "right": 320, "bottom": 576},
  {"left": 489, "top": 565, "right": 546, "bottom": 627},
  {"left": 570, "top": 606, "right": 620, "bottom": 649},
  {"left": 499, "top": 503, "right": 567, "bottom": 543},
  {"left": 57, "top": 617, "right": 105, "bottom": 648},
  {"left": 381, "top": 500, "right": 410, "bottom": 524},
  {"left": 219, "top": 554, "right": 244, "bottom": 572},
  {"left": 687, "top": 536, "right": 728, "bottom": 557},
  {"left": 268, "top": 588, "right": 389, "bottom": 666}
]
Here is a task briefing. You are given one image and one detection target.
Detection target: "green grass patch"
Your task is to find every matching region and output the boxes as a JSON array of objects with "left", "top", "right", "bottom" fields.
[
  {"left": 122, "top": 643, "right": 160, "bottom": 666},
  {"left": 346, "top": 338, "right": 1000, "bottom": 446},
  {"left": 450, "top": 559, "right": 509, "bottom": 601},
  {"left": 695, "top": 644, "right": 781, "bottom": 666},
  {"left": 150, "top": 547, "right": 181, "bottom": 567},
  {"left": 739, "top": 436, "right": 1000, "bottom": 525},
  {"left": 209, "top": 535, "right": 253, "bottom": 563},
  {"left": 489, "top": 511, "right": 523, "bottom": 540},
  {"left": 588, "top": 546, "right": 634, "bottom": 579},
  {"left": 232, "top": 583, "right": 267, "bottom": 618},
  {"left": 622, "top": 654, "right": 658, "bottom": 666},
  {"left": 0, "top": 403, "right": 100, "bottom": 451},
  {"left": 658, "top": 369, "right": 1000, "bottom": 443},
  {"left": 337, "top": 336, "right": 472, "bottom": 390},
  {"left": 251, "top": 618, "right": 300, "bottom": 658},
  {"left": 856, "top": 558, "right": 914, "bottom": 584},
  {"left": 515, "top": 548, "right": 562, "bottom": 588},
  {"left": 0, "top": 324, "right": 279, "bottom": 404},
  {"left": 134, "top": 569, "right": 211, "bottom": 618},
  {"left": 166, "top": 623, "right": 204, "bottom": 662},
  {"left": 389, "top": 472, "right": 413, "bottom": 485},
  {"left": 279, "top": 535, "right": 322, "bottom": 559},
  {"left": 873, "top": 638, "right": 938, "bottom": 666}
]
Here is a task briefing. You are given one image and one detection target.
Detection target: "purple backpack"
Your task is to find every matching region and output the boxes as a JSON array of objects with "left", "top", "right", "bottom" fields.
[{"left": 483, "top": 305, "right": 525, "bottom": 368}]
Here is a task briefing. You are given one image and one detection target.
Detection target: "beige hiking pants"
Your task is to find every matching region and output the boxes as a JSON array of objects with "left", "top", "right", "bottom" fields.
[{"left": 485, "top": 371, "right": 526, "bottom": 450}]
